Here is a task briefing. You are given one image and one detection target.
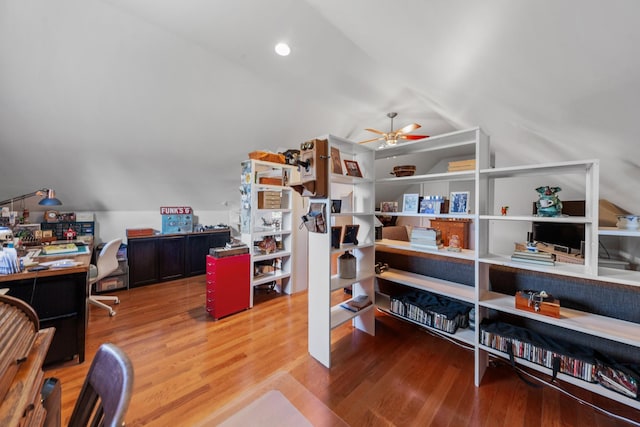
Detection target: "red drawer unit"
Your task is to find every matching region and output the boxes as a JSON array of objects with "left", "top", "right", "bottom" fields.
[{"left": 206, "top": 253, "right": 250, "bottom": 319}]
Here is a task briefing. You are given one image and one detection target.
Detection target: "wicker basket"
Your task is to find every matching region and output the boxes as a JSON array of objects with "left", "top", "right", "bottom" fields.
[{"left": 392, "top": 165, "right": 416, "bottom": 177}]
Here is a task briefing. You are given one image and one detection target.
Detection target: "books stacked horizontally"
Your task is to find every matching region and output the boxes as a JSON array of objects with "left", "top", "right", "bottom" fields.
[
  {"left": 410, "top": 227, "right": 443, "bottom": 250},
  {"left": 340, "top": 294, "right": 372, "bottom": 312},
  {"left": 510, "top": 249, "right": 556, "bottom": 266},
  {"left": 447, "top": 159, "right": 476, "bottom": 172}
]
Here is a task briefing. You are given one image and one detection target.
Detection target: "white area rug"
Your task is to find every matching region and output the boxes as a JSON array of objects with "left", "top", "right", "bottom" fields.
[
  {"left": 217, "top": 390, "right": 312, "bottom": 427},
  {"left": 194, "top": 371, "right": 348, "bottom": 426}
]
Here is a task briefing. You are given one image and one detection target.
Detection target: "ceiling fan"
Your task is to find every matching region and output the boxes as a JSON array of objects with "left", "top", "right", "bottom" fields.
[{"left": 358, "top": 112, "right": 428, "bottom": 146}]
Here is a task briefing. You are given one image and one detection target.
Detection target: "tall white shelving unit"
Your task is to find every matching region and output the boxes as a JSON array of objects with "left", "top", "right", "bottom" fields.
[
  {"left": 240, "top": 159, "right": 303, "bottom": 307},
  {"left": 307, "top": 135, "right": 376, "bottom": 368},
  {"left": 371, "top": 127, "right": 640, "bottom": 410}
]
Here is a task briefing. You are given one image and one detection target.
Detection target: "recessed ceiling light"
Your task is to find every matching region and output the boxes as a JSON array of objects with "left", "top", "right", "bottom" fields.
[{"left": 274, "top": 42, "right": 291, "bottom": 56}]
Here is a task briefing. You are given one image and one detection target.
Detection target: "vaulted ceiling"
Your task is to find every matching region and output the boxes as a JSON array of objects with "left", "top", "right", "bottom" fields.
[{"left": 1, "top": 0, "right": 639, "bottom": 213}]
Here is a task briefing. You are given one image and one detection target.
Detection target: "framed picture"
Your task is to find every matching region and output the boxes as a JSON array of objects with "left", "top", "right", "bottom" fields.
[
  {"left": 343, "top": 159, "right": 362, "bottom": 177},
  {"left": 380, "top": 201, "right": 398, "bottom": 213},
  {"left": 342, "top": 224, "right": 360, "bottom": 245},
  {"left": 419, "top": 196, "right": 444, "bottom": 214},
  {"left": 402, "top": 193, "right": 420, "bottom": 213},
  {"left": 330, "top": 147, "right": 343, "bottom": 175},
  {"left": 449, "top": 191, "right": 470, "bottom": 214}
]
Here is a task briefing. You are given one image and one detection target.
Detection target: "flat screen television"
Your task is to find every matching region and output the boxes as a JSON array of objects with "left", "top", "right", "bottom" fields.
[{"left": 531, "top": 200, "right": 585, "bottom": 252}]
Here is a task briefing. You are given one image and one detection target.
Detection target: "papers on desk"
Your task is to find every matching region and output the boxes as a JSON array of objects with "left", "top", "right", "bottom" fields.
[
  {"left": 39, "top": 259, "right": 81, "bottom": 268},
  {"left": 0, "top": 248, "right": 21, "bottom": 274}
]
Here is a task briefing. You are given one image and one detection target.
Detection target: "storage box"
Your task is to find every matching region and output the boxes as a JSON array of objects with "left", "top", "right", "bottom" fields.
[
  {"left": 257, "top": 191, "right": 282, "bottom": 209},
  {"left": 126, "top": 228, "right": 156, "bottom": 238},
  {"left": 515, "top": 291, "right": 560, "bottom": 318},
  {"left": 96, "top": 274, "right": 128, "bottom": 292},
  {"left": 258, "top": 177, "right": 283, "bottom": 186},
  {"left": 75, "top": 212, "right": 94, "bottom": 221},
  {"left": 249, "top": 151, "right": 285, "bottom": 164}
]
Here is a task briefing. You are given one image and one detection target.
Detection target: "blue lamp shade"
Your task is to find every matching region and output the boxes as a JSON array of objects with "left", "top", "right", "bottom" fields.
[{"left": 38, "top": 189, "right": 62, "bottom": 206}]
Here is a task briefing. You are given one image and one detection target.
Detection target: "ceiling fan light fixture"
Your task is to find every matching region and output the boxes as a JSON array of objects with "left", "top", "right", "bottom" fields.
[{"left": 359, "top": 112, "right": 426, "bottom": 147}]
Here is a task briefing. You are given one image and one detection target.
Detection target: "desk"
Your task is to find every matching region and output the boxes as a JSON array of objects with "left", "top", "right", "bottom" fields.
[{"left": 0, "top": 250, "right": 90, "bottom": 366}]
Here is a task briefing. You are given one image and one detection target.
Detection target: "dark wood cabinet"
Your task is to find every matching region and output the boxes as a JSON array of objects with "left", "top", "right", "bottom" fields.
[
  {"left": 186, "top": 232, "right": 230, "bottom": 276},
  {"left": 1, "top": 271, "right": 87, "bottom": 366},
  {"left": 128, "top": 237, "right": 159, "bottom": 287},
  {"left": 128, "top": 229, "right": 230, "bottom": 288},
  {"left": 158, "top": 236, "right": 186, "bottom": 281}
]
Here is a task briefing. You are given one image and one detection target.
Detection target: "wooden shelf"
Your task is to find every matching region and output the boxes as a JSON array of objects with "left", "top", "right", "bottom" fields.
[
  {"left": 478, "top": 291, "right": 640, "bottom": 347},
  {"left": 376, "top": 239, "right": 475, "bottom": 261},
  {"left": 330, "top": 272, "right": 376, "bottom": 292},
  {"left": 330, "top": 301, "right": 374, "bottom": 330},
  {"left": 377, "top": 268, "right": 475, "bottom": 304},
  {"left": 378, "top": 306, "right": 475, "bottom": 346},
  {"left": 478, "top": 344, "right": 640, "bottom": 410}
]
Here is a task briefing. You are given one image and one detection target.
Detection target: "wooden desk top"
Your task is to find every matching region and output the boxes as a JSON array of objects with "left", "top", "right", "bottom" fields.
[{"left": 0, "top": 248, "right": 90, "bottom": 283}]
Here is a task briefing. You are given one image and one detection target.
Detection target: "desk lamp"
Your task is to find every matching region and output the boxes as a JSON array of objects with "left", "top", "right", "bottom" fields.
[{"left": 0, "top": 188, "right": 63, "bottom": 207}]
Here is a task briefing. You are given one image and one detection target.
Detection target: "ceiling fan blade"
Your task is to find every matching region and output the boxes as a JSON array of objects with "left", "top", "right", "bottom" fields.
[
  {"left": 400, "top": 134, "right": 429, "bottom": 140},
  {"left": 358, "top": 136, "right": 384, "bottom": 144},
  {"left": 364, "top": 128, "right": 386, "bottom": 135},
  {"left": 397, "top": 123, "right": 421, "bottom": 135}
]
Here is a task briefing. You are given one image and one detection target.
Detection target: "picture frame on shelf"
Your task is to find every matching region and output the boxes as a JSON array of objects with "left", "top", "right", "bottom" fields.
[
  {"left": 402, "top": 194, "right": 420, "bottom": 213},
  {"left": 419, "top": 196, "right": 444, "bottom": 214},
  {"left": 449, "top": 191, "right": 470, "bottom": 214},
  {"left": 380, "top": 201, "right": 398, "bottom": 213},
  {"left": 330, "top": 147, "right": 343, "bottom": 175},
  {"left": 344, "top": 159, "right": 362, "bottom": 177},
  {"left": 342, "top": 224, "right": 360, "bottom": 245}
]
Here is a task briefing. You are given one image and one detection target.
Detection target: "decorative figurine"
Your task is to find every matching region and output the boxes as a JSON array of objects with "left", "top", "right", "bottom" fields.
[
  {"left": 447, "top": 234, "right": 462, "bottom": 252},
  {"left": 64, "top": 227, "right": 77, "bottom": 240},
  {"left": 535, "top": 186, "right": 563, "bottom": 217}
]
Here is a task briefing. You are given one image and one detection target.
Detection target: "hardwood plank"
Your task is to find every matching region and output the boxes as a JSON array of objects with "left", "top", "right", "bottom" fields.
[{"left": 44, "top": 275, "right": 640, "bottom": 426}]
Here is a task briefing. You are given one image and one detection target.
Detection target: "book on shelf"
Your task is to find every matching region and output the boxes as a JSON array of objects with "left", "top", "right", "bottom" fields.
[
  {"left": 447, "top": 159, "right": 476, "bottom": 172},
  {"left": 512, "top": 250, "right": 556, "bottom": 260},
  {"left": 340, "top": 295, "right": 372, "bottom": 312},
  {"left": 410, "top": 227, "right": 443, "bottom": 249},
  {"left": 510, "top": 254, "right": 555, "bottom": 266}
]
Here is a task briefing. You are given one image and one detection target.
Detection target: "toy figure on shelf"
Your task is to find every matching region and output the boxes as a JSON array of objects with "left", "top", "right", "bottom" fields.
[
  {"left": 64, "top": 228, "right": 77, "bottom": 240},
  {"left": 535, "top": 186, "right": 563, "bottom": 217}
]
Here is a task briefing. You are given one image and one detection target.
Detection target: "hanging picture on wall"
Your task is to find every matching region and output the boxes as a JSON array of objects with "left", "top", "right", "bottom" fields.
[
  {"left": 449, "top": 191, "right": 470, "bottom": 214},
  {"left": 344, "top": 160, "right": 362, "bottom": 177},
  {"left": 402, "top": 193, "right": 420, "bottom": 213}
]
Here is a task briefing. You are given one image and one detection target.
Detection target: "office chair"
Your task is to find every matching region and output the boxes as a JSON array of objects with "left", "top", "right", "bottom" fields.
[
  {"left": 89, "top": 238, "right": 123, "bottom": 317},
  {"left": 68, "top": 343, "right": 134, "bottom": 427}
]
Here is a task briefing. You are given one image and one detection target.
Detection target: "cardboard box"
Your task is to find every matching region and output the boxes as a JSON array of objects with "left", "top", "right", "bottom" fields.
[{"left": 96, "top": 275, "right": 128, "bottom": 292}]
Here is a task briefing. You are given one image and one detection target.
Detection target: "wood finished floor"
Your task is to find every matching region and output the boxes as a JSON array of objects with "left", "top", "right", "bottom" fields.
[{"left": 45, "top": 275, "right": 640, "bottom": 426}]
